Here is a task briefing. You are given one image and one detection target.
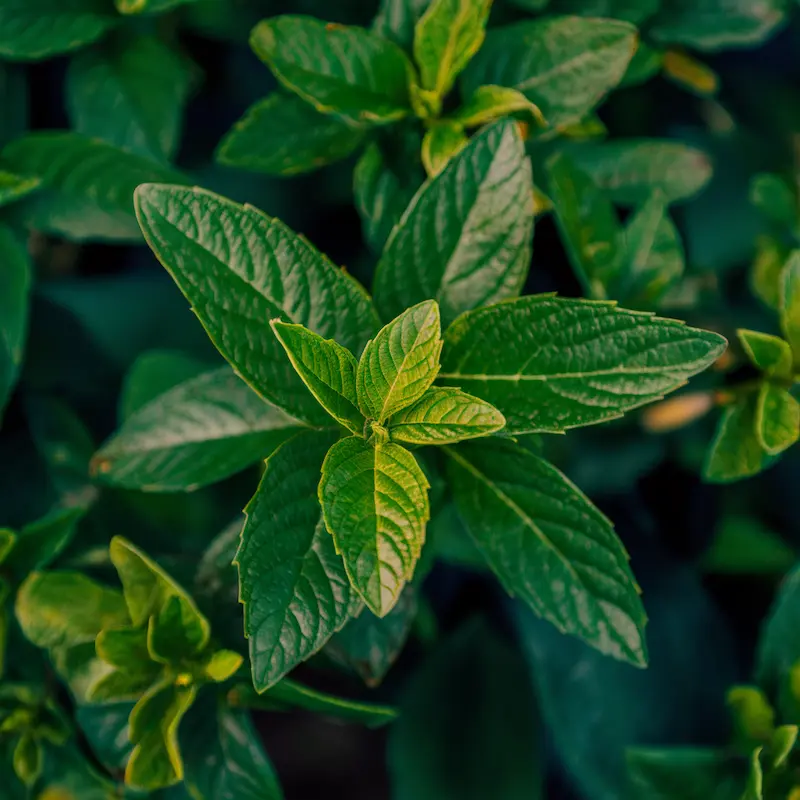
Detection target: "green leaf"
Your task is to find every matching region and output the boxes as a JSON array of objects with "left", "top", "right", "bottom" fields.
[
  {"left": 703, "top": 515, "right": 795, "bottom": 576},
  {"left": 1, "top": 133, "right": 188, "bottom": 241},
  {"left": 319, "top": 436, "right": 430, "bottom": 616},
  {"left": 66, "top": 33, "right": 195, "bottom": 161},
  {"left": 373, "top": 0, "right": 432, "bottom": 50},
  {"left": 750, "top": 173, "right": 797, "bottom": 228},
  {"left": 446, "top": 438, "right": 647, "bottom": 666},
  {"left": 4, "top": 506, "right": 84, "bottom": 578},
  {"left": 373, "top": 121, "right": 532, "bottom": 327},
  {"left": 755, "top": 383, "right": 799, "bottom": 456},
  {"left": 250, "top": 15, "right": 415, "bottom": 125},
  {"left": 87, "top": 667, "right": 157, "bottom": 703},
  {"left": 753, "top": 238, "right": 785, "bottom": 307},
  {"left": 147, "top": 594, "right": 210, "bottom": 664},
  {"left": 115, "top": 0, "right": 200, "bottom": 14},
  {"left": 621, "top": 41, "right": 663, "bottom": 88},
  {"left": 742, "top": 747, "right": 763, "bottom": 800},
  {"left": 0, "top": 532, "right": 14, "bottom": 565},
  {"left": 420, "top": 122, "right": 469, "bottom": 177},
  {"left": 650, "top": 0, "right": 787, "bottom": 51},
  {"left": 235, "top": 431, "right": 356, "bottom": 691},
  {"left": 271, "top": 321, "right": 364, "bottom": 434},
  {"left": 357, "top": 300, "right": 442, "bottom": 422},
  {"left": 550, "top": 0, "right": 659, "bottom": 23},
  {"left": 439, "top": 295, "right": 727, "bottom": 435},
  {"left": 452, "top": 85, "right": 545, "bottom": 129},
  {"left": 96, "top": 626, "right": 151, "bottom": 669},
  {"left": 217, "top": 93, "right": 366, "bottom": 176},
  {"left": 413, "top": 0, "right": 491, "bottom": 99},
  {"left": 12, "top": 733, "right": 41, "bottom": 788},
  {"left": 462, "top": 17, "right": 637, "bottom": 130},
  {"left": 0, "top": 1, "right": 118, "bottom": 61},
  {"left": 567, "top": 139, "right": 713, "bottom": 205},
  {"left": 389, "top": 621, "right": 542, "bottom": 800},
  {"left": 728, "top": 685, "right": 775, "bottom": 746},
  {"left": 389, "top": 387, "right": 505, "bottom": 444},
  {"left": 780, "top": 250, "right": 800, "bottom": 355},
  {"left": 92, "top": 367, "right": 303, "bottom": 492},
  {"left": 202, "top": 650, "right": 242, "bottom": 683},
  {"left": 133, "top": 184, "right": 378, "bottom": 424},
  {"left": 0, "top": 63, "right": 27, "bottom": 149},
  {"left": 0, "top": 171, "right": 40, "bottom": 208},
  {"left": 737, "top": 329, "right": 793, "bottom": 377}
]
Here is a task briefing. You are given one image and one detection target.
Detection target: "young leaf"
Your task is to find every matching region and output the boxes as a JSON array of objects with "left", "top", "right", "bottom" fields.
[
  {"left": 439, "top": 295, "right": 727, "bottom": 435},
  {"left": 420, "top": 122, "right": 469, "bottom": 177},
  {"left": 250, "top": 15, "right": 415, "bottom": 125},
  {"left": 235, "top": 431, "right": 357, "bottom": 692},
  {"left": 755, "top": 383, "right": 799, "bottom": 456},
  {"left": 389, "top": 387, "right": 505, "bottom": 445},
  {"left": 452, "top": 85, "right": 545, "bottom": 129},
  {"left": 147, "top": 594, "right": 210, "bottom": 664},
  {"left": 202, "top": 650, "right": 243, "bottom": 683},
  {"left": 88, "top": 668, "right": 157, "bottom": 704},
  {"left": 12, "top": 734, "right": 42, "bottom": 788},
  {"left": 0, "top": 171, "right": 40, "bottom": 207},
  {"left": 134, "top": 185, "right": 378, "bottom": 424},
  {"left": 780, "top": 250, "right": 800, "bottom": 355},
  {"left": 92, "top": 367, "right": 304, "bottom": 492},
  {"left": 461, "top": 16, "right": 637, "bottom": 130},
  {"left": 96, "top": 627, "right": 151, "bottom": 669},
  {"left": 446, "top": 438, "right": 647, "bottom": 666},
  {"left": 66, "top": 34, "right": 195, "bottom": 162},
  {"left": 373, "top": 120, "right": 533, "bottom": 327},
  {"left": 373, "top": 0, "right": 432, "bottom": 50},
  {"left": 4, "top": 506, "right": 84, "bottom": 578},
  {"left": 357, "top": 300, "right": 442, "bottom": 421},
  {"left": 217, "top": 93, "right": 366, "bottom": 176},
  {"left": 742, "top": 748, "right": 763, "bottom": 800},
  {"left": 319, "top": 436, "right": 430, "bottom": 617},
  {"left": 270, "top": 321, "right": 364, "bottom": 434},
  {"left": 750, "top": 173, "right": 797, "bottom": 228}
]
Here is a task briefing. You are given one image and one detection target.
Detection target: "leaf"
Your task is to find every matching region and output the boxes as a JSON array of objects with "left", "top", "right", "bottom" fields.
[
  {"left": 87, "top": 667, "right": 156, "bottom": 703},
  {"left": 703, "top": 515, "right": 795, "bottom": 576},
  {"left": 750, "top": 173, "right": 797, "bottom": 228},
  {"left": 550, "top": 0, "right": 659, "bottom": 23},
  {"left": 1, "top": 133, "right": 188, "bottom": 241},
  {"left": 66, "top": 33, "right": 195, "bottom": 161},
  {"left": 319, "top": 436, "right": 430, "bottom": 616},
  {"left": 452, "top": 85, "right": 545, "bottom": 128},
  {"left": 439, "top": 295, "right": 727, "bottom": 435},
  {"left": 413, "top": 0, "right": 491, "bottom": 99},
  {"left": 768, "top": 724, "right": 797, "bottom": 768},
  {"left": 780, "top": 251, "right": 800, "bottom": 355},
  {"left": 216, "top": 93, "right": 366, "bottom": 176},
  {"left": 650, "top": 0, "right": 787, "bottom": 51},
  {"left": 250, "top": 15, "right": 415, "bottom": 125},
  {"left": 446, "top": 438, "right": 647, "bottom": 666},
  {"left": 116, "top": 0, "right": 200, "bottom": 14},
  {"left": 12, "top": 734, "right": 41, "bottom": 788},
  {"left": 752, "top": 236, "right": 789, "bottom": 311},
  {"left": 737, "top": 330, "right": 793, "bottom": 377},
  {"left": 0, "top": 63, "right": 27, "bottom": 149},
  {"left": 133, "top": 184, "right": 378, "bottom": 424},
  {"left": 271, "top": 321, "right": 364, "bottom": 434},
  {"left": 755, "top": 383, "right": 799, "bottom": 456},
  {"left": 567, "top": 139, "right": 713, "bottom": 205},
  {"left": 742, "top": 747, "right": 763, "bottom": 800},
  {"left": 662, "top": 49, "right": 719, "bottom": 96},
  {"left": 4, "top": 506, "right": 84, "bottom": 578},
  {"left": 621, "top": 41, "right": 663, "bottom": 87},
  {"left": 389, "top": 387, "right": 505, "bottom": 444},
  {"left": 96, "top": 626, "right": 151, "bottom": 669},
  {"left": 373, "top": 0, "right": 432, "bottom": 50},
  {"left": 461, "top": 16, "right": 637, "bottom": 130},
  {"left": 0, "top": 171, "right": 40, "bottom": 208},
  {"left": 147, "top": 594, "right": 210, "bottom": 664},
  {"left": 420, "top": 122, "right": 468, "bottom": 177},
  {"left": 728, "top": 685, "right": 775, "bottom": 746},
  {"left": 92, "top": 367, "right": 303, "bottom": 492},
  {"left": 389, "top": 621, "right": 542, "bottom": 800},
  {"left": 373, "top": 120, "right": 533, "bottom": 327},
  {"left": 202, "top": 650, "right": 242, "bottom": 683},
  {"left": 235, "top": 431, "right": 356, "bottom": 691},
  {"left": 0, "top": 0, "right": 118, "bottom": 61}
]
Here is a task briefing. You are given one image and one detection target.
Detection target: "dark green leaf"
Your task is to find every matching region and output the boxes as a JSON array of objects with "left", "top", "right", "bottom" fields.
[
  {"left": 373, "top": 0, "right": 432, "bottom": 50},
  {"left": 12, "top": 733, "right": 41, "bottom": 788},
  {"left": 750, "top": 173, "right": 797, "bottom": 228},
  {"left": 88, "top": 667, "right": 157, "bottom": 703},
  {"left": 116, "top": 0, "right": 201, "bottom": 14},
  {"left": 703, "top": 515, "right": 795, "bottom": 576},
  {"left": 0, "top": 171, "right": 40, "bottom": 208},
  {"left": 755, "top": 382, "right": 799, "bottom": 456},
  {"left": 5, "top": 506, "right": 84, "bottom": 578},
  {"left": 550, "top": 0, "right": 659, "bottom": 23}
]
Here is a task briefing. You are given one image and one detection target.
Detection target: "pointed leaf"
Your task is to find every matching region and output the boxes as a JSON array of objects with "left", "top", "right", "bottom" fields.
[
  {"left": 0, "top": 171, "right": 40, "bottom": 208},
  {"left": 147, "top": 594, "right": 210, "bottom": 664},
  {"left": 755, "top": 383, "right": 799, "bottom": 456},
  {"left": 12, "top": 734, "right": 41, "bottom": 788},
  {"left": 780, "top": 250, "right": 800, "bottom": 355},
  {"left": 421, "top": 122, "right": 469, "bottom": 177},
  {"left": 4, "top": 506, "right": 84, "bottom": 578},
  {"left": 742, "top": 747, "right": 763, "bottom": 800},
  {"left": 452, "top": 85, "right": 545, "bottom": 129}
]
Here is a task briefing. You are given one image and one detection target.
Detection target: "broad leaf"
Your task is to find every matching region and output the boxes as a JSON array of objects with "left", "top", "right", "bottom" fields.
[
  {"left": 319, "top": 436, "right": 430, "bottom": 616},
  {"left": 373, "top": 0, "right": 432, "bottom": 50},
  {"left": 389, "top": 387, "right": 505, "bottom": 444},
  {"left": 446, "top": 438, "right": 647, "bottom": 666},
  {"left": 217, "top": 93, "right": 366, "bottom": 176},
  {"left": 737, "top": 330, "right": 793, "bottom": 376},
  {"left": 4, "top": 506, "right": 84, "bottom": 578},
  {"left": 357, "top": 300, "right": 442, "bottom": 422},
  {"left": 439, "top": 295, "right": 727, "bottom": 435},
  {"left": 271, "top": 321, "right": 364, "bottom": 434},
  {"left": 88, "top": 667, "right": 157, "bottom": 703},
  {"left": 134, "top": 184, "right": 378, "bottom": 424},
  {"left": 236, "top": 431, "right": 356, "bottom": 691},
  {"left": 92, "top": 367, "right": 303, "bottom": 492},
  {"left": 755, "top": 383, "right": 799, "bottom": 456},
  {"left": 250, "top": 15, "right": 415, "bottom": 125},
  {"left": 147, "top": 594, "right": 210, "bottom": 664},
  {"left": 373, "top": 120, "right": 533, "bottom": 326},
  {"left": 462, "top": 16, "right": 637, "bottom": 130},
  {"left": 1, "top": 133, "right": 187, "bottom": 241},
  {"left": 420, "top": 122, "right": 468, "bottom": 177},
  {"left": 452, "top": 85, "right": 545, "bottom": 129},
  {"left": 780, "top": 250, "right": 800, "bottom": 355},
  {"left": 0, "top": 171, "right": 40, "bottom": 208}
]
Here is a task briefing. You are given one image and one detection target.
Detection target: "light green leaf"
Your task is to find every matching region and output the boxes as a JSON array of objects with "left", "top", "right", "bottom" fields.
[
  {"left": 462, "top": 16, "right": 637, "bottom": 130},
  {"left": 373, "top": 0, "right": 432, "bottom": 50},
  {"left": 66, "top": 33, "right": 195, "bottom": 161},
  {"left": 202, "top": 650, "right": 243, "bottom": 683},
  {"left": 147, "top": 594, "right": 210, "bottom": 664},
  {"left": 0, "top": 532, "right": 15, "bottom": 565},
  {"left": 357, "top": 300, "right": 442, "bottom": 422},
  {"left": 755, "top": 383, "right": 799, "bottom": 456},
  {"left": 1, "top": 133, "right": 188, "bottom": 241},
  {"left": 250, "top": 15, "right": 415, "bottom": 125},
  {"left": 567, "top": 139, "right": 713, "bottom": 205},
  {"left": 373, "top": 120, "right": 533, "bottom": 327},
  {"left": 87, "top": 667, "right": 157, "bottom": 704},
  {"left": 0, "top": 1, "right": 117, "bottom": 61},
  {"left": 752, "top": 237, "right": 788, "bottom": 311},
  {"left": 420, "top": 122, "right": 469, "bottom": 177},
  {"left": 271, "top": 321, "right": 364, "bottom": 434},
  {"left": 389, "top": 387, "right": 505, "bottom": 444},
  {"left": 92, "top": 367, "right": 303, "bottom": 492},
  {"left": 737, "top": 330, "right": 793, "bottom": 377},
  {"left": 439, "top": 295, "right": 727, "bottom": 435},
  {"left": 446, "top": 438, "right": 647, "bottom": 666},
  {"left": 235, "top": 431, "right": 356, "bottom": 692},
  {"left": 319, "top": 436, "right": 430, "bottom": 616},
  {"left": 4, "top": 506, "right": 84, "bottom": 578},
  {"left": 727, "top": 685, "right": 775, "bottom": 745},
  {"left": 750, "top": 173, "right": 797, "bottom": 228},
  {"left": 96, "top": 626, "right": 151, "bottom": 669},
  {"left": 769, "top": 725, "right": 797, "bottom": 769},
  {"left": 452, "top": 85, "right": 545, "bottom": 129},
  {"left": 780, "top": 250, "right": 800, "bottom": 355},
  {"left": 217, "top": 93, "right": 366, "bottom": 176},
  {"left": 413, "top": 0, "right": 491, "bottom": 99},
  {"left": 550, "top": 0, "right": 658, "bottom": 23},
  {"left": 134, "top": 184, "right": 378, "bottom": 424},
  {"left": 0, "top": 171, "right": 40, "bottom": 208},
  {"left": 12, "top": 733, "right": 41, "bottom": 788}
]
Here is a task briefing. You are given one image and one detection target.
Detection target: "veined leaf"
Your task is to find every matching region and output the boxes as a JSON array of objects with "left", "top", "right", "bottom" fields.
[
  {"left": 373, "top": 0, "right": 432, "bottom": 50},
  {"left": 373, "top": 120, "right": 533, "bottom": 327},
  {"left": 271, "top": 321, "right": 364, "bottom": 434},
  {"left": 780, "top": 250, "right": 800, "bottom": 355},
  {"left": 389, "top": 387, "right": 505, "bottom": 445},
  {"left": 446, "top": 438, "right": 647, "bottom": 666},
  {"left": 452, "top": 85, "right": 545, "bottom": 129},
  {"left": 319, "top": 436, "right": 430, "bottom": 617},
  {"left": 250, "top": 15, "right": 415, "bottom": 125},
  {"left": 737, "top": 330, "right": 793, "bottom": 377},
  {"left": 550, "top": 0, "right": 658, "bottom": 23},
  {"left": 96, "top": 627, "right": 151, "bottom": 669},
  {"left": 755, "top": 383, "right": 799, "bottom": 456},
  {"left": 420, "top": 122, "right": 468, "bottom": 177},
  {"left": 236, "top": 431, "right": 356, "bottom": 692},
  {"left": 439, "top": 295, "right": 727, "bottom": 435},
  {"left": 92, "top": 367, "right": 304, "bottom": 492},
  {"left": 462, "top": 16, "right": 637, "bottom": 130},
  {"left": 0, "top": 171, "right": 40, "bottom": 207},
  {"left": 134, "top": 184, "right": 378, "bottom": 424}
]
